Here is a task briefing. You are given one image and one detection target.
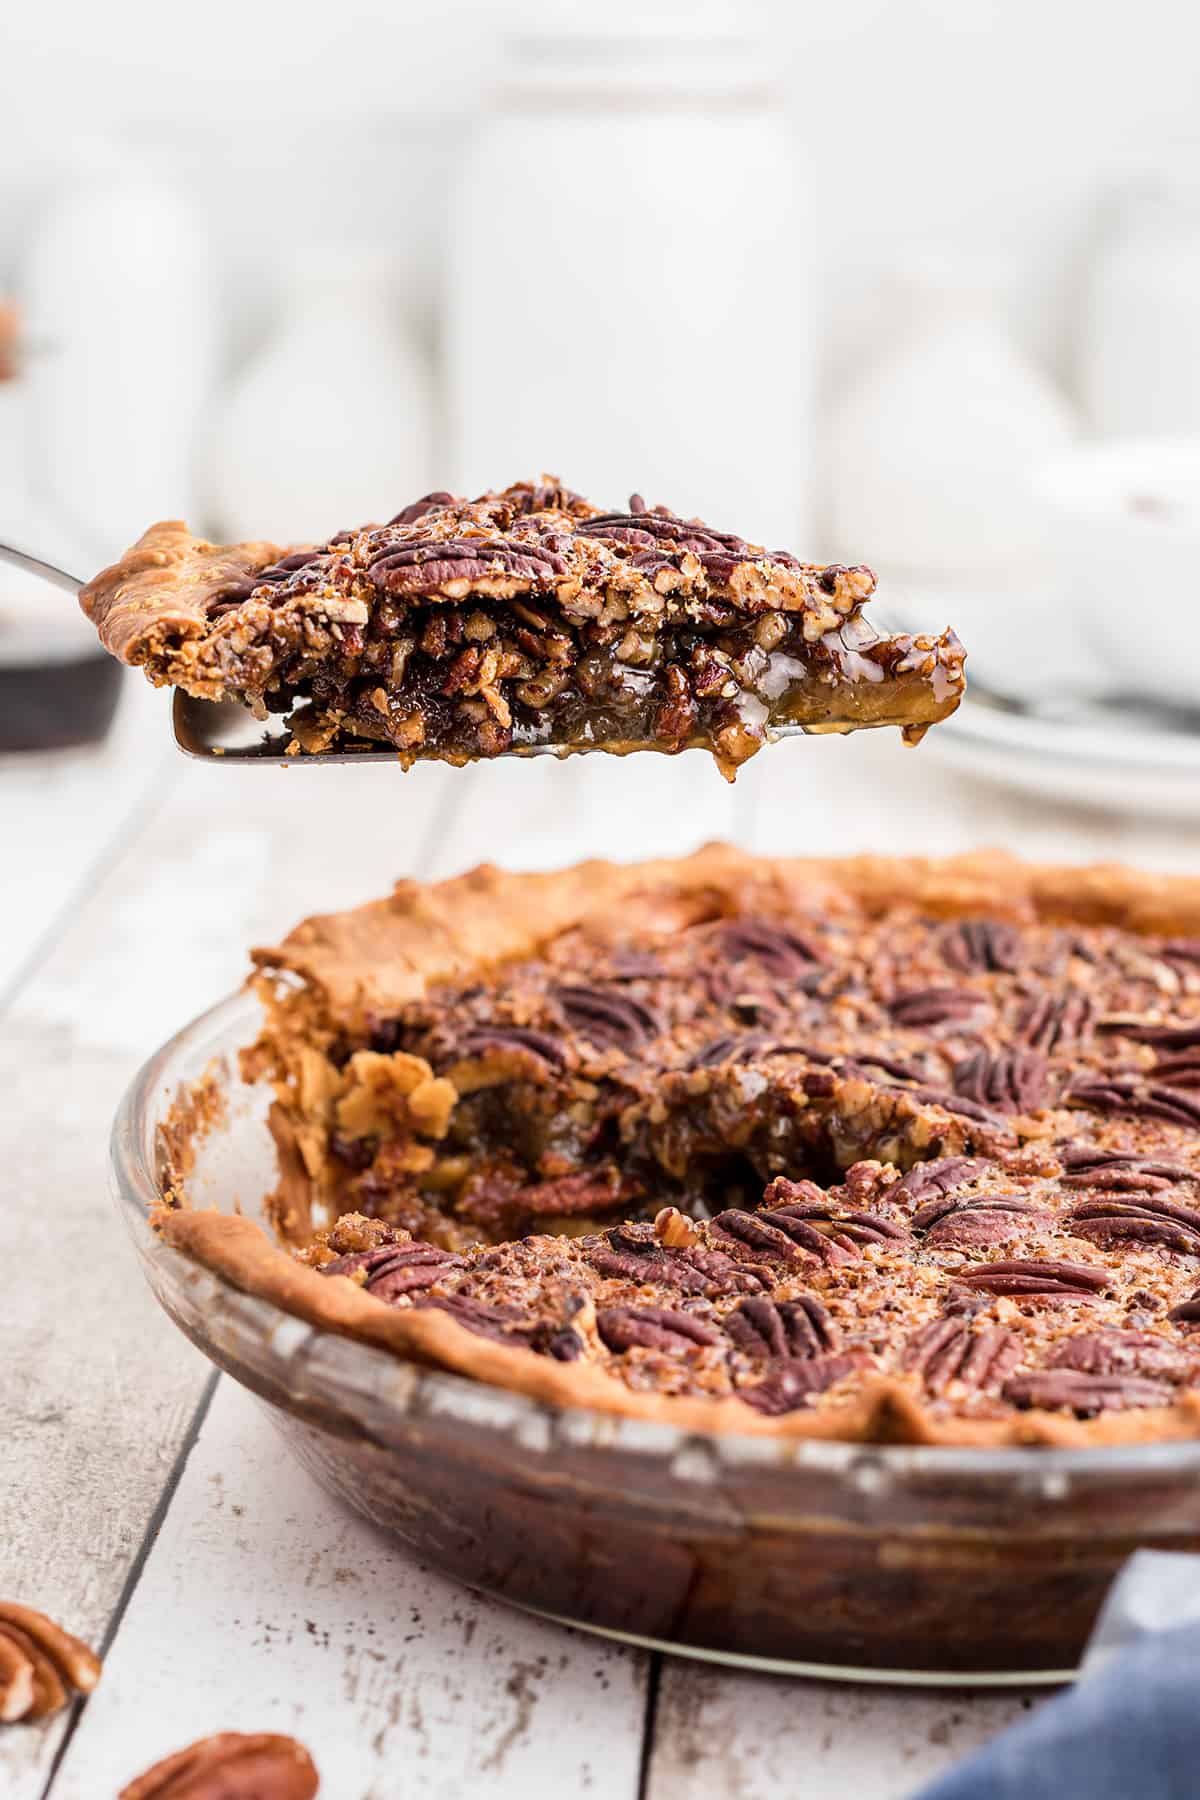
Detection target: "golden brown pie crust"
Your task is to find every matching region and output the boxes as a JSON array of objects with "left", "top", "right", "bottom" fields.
[{"left": 153, "top": 844, "right": 1200, "bottom": 1447}]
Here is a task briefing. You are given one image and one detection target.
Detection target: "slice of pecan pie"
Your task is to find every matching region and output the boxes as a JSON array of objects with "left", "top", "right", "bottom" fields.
[
  {"left": 157, "top": 846, "right": 1200, "bottom": 1445},
  {"left": 80, "top": 479, "right": 964, "bottom": 777}
]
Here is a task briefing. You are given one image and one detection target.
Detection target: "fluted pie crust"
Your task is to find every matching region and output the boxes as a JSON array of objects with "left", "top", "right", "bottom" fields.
[
  {"left": 154, "top": 845, "right": 1200, "bottom": 1447},
  {"left": 78, "top": 480, "right": 964, "bottom": 777}
]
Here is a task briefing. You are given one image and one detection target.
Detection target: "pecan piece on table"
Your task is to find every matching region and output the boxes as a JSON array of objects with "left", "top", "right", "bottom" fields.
[
  {"left": 0, "top": 1601, "right": 100, "bottom": 1724},
  {"left": 119, "top": 1731, "right": 319, "bottom": 1799},
  {"left": 1002, "top": 1369, "right": 1176, "bottom": 1417}
]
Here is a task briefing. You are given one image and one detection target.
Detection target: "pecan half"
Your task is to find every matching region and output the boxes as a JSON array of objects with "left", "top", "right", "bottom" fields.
[
  {"left": 1057, "top": 1146, "right": 1198, "bottom": 1190},
  {"left": 1068, "top": 1193, "right": 1200, "bottom": 1255},
  {"left": 1015, "top": 992, "right": 1094, "bottom": 1053},
  {"left": 740, "top": 1352, "right": 861, "bottom": 1415},
  {"left": 0, "top": 1602, "right": 100, "bottom": 1724},
  {"left": 902, "top": 1318, "right": 1021, "bottom": 1394},
  {"left": 453, "top": 1025, "right": 569, "bottom": 1071},
  {"left": 764, "top": 1199, "right": 909, "bottom": 1251},
  {"left": 596, "top": 1305, "right": 721, "bottom": 1353},
  {"left": 953, "top": 1047, "right": 1047, "bottom": 1114},
  {"left": 1002, "top": 1370, "right": 1175, "bottom": 1416},
  {"left": 1048, "top": 1328, "right": 1191, "bottom": 1383},
  {"left": 1098, "top": 1017, "right": 1200, "bottom": 1051},
  {"left": 893, "top": 1157, "right": 989, "bottom": 1203},
  {"left": 955, "top": 1258, "right": 1109, "bottom": 1299},
  {"left": 918, "top": 1196, "right": 1052, "bottom": 1248},
  {"left": 1067, "top": 1076, "right": 1200, "bottom": 1130},
  {"left": 718, "top": 917, "right": 823, "bottom": 979},
  {"left": 710, "top": 1207, "right": 845, "bottom": 1266},
  {"left": 587, "top": 1235, "right": 766, "bottom": 1297},
  {"left": 554, "top": 983, "right": 659, "bottom": 1051},
  {"left": 723, "top": 1294, "right": 838, "bottom": 1359},
  {"left": 708, "top": 1209, "right": 813, "bottom": 1267},
  {"left": 322, "top": 1241, "right": 461, "bottom": 1301},
  {"left": 119, "top": 1732, "right": 319, "bottom": 1799},
  {"left": 940, "top": 920, "right": 1022, "bottom": 974},
  {"left": 889, "top": 988, "right": 985, "bottom": 1029}
]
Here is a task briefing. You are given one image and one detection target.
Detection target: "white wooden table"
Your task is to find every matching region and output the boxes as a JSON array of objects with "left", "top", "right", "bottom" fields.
[{"left": 5, "top": 679, "right": 1197, "bottom": 1799}]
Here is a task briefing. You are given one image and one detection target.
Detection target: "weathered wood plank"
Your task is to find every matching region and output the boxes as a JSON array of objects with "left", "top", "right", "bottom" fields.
[
  {"left": 51, "top": 1379, "right": 649, "bottom": 1800},
  {"left": 0, "top": 682, "right": 171, "bottom": 1004},
  {"left": 645, "top": 1660, "right": 1039, "bottom": 1800},
  {"left": 1, "top": 747, "right": 462, "bottom": 1797}
]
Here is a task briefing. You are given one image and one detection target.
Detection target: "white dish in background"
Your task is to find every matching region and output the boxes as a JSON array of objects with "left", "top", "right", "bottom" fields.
[
  {"left": 1035, "top": 439, "right": 1200, "bottom": 709},
  {"left": 921, "top": 684, "right": 1200, "bottom": 819}
]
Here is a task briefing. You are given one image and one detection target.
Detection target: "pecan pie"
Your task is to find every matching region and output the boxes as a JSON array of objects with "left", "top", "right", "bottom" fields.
[
  {"left": 79, "top": 479, "right": 964, "bottom": 777},
  {"left": 156, "top": 846, "right": 1200, "bottom": 1446}
]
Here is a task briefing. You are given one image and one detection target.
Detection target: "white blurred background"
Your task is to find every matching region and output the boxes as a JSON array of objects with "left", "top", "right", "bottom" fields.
[{"left": 5, "top": 0, "right": 1200, "bottom": 792}]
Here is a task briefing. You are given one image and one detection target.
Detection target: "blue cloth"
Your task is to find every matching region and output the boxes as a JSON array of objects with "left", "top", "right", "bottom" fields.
[{"left": 915, "top": 1623, "right": 1200, "bottom": 1800}]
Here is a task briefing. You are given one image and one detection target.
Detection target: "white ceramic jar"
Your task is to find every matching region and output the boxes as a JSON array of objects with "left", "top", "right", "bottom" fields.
[
  {"left": 828, "top": 258, "right": 1078, "bottom": 697},
  {"left": 19, "top": 143, "right": 217, "bottom": 562},
  {"left": 203, "top": 254, "right": 434, "bottom": 545},
  {"left": 445, "top": 7, "right": 812, "bottom": 549},
  {"left": 1081, "top": 176, "right": 1200, "bottom": 440}
]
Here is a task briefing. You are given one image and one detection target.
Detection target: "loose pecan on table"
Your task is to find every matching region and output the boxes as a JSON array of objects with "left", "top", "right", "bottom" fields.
[
  {"left": 119, "top": 1731, "right": 319, "bottom": 1799},
  {"left": 0, "top": 1601, "right": 100, "bottom": 1724}
]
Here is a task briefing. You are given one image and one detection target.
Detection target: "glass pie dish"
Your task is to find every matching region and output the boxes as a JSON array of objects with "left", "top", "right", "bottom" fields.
[{"left": 112, "top": 990, "right": 1200, "bottom": 1685}]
